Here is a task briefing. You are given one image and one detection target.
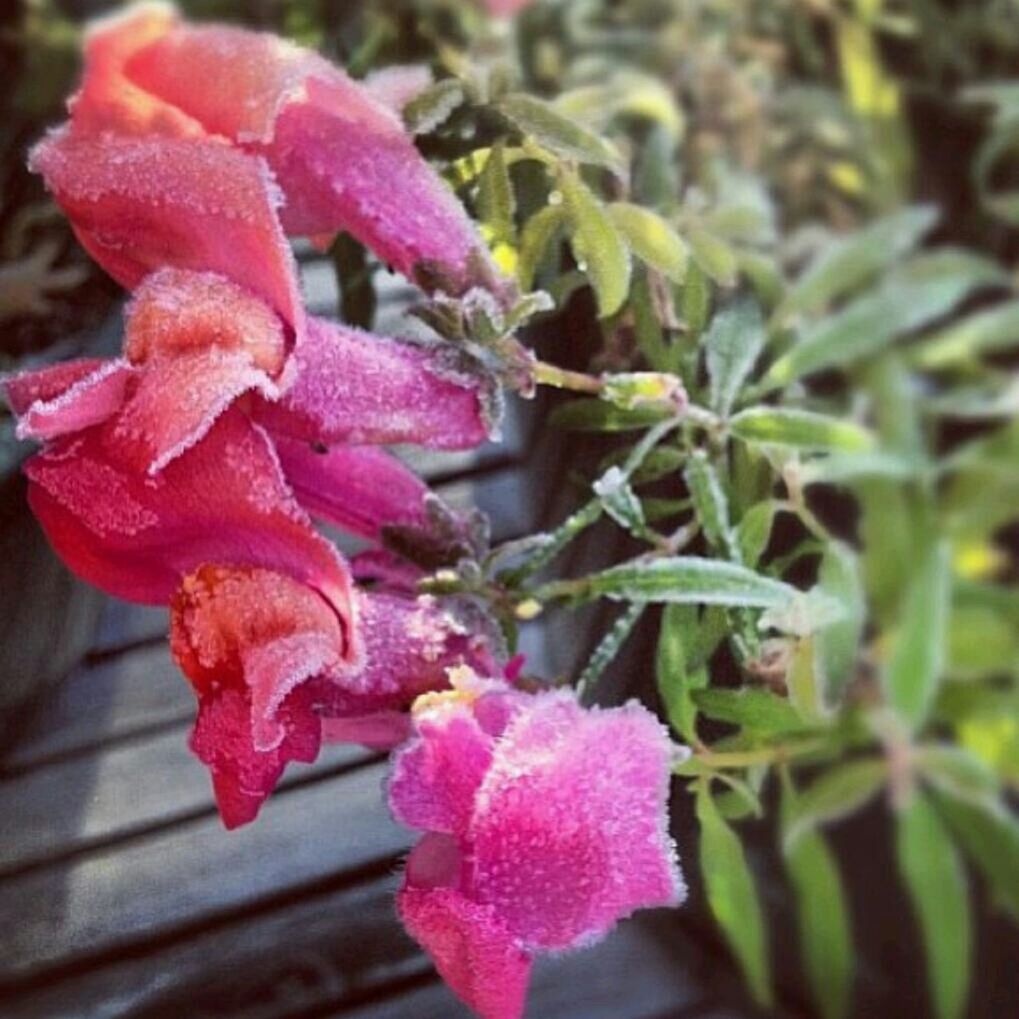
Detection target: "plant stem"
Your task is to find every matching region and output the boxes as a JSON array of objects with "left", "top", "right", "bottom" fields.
[
  {"left": 688, "top": 737, "right": 827, "bottom": 770},
  {"left": 530, "top": 359, "right": 604, "bottom": 393}
]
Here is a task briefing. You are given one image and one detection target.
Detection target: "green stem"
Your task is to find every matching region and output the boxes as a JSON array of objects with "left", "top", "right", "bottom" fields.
[
  {"left": 689, "top": 737, "right": 827, "bottom": 770},
  {"left": 530, "top": 359, "right": 604, "bottom": 394}
]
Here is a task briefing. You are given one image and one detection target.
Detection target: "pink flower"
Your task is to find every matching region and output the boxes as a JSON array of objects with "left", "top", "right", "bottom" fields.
[
  {"left": 32, "top": 2, "right": 504, "bottom": 298},
  {"left": 388, "top": 674, "right": 686, "bottom": 1019},
  {"left": 171, "top": 565, "right": 499, "bottom": 828}
]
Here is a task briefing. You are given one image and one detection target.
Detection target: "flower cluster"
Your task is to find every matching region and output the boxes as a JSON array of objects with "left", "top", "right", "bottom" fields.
[{"left": 5, "top": 6, "right": 684, "bottom": 1017}]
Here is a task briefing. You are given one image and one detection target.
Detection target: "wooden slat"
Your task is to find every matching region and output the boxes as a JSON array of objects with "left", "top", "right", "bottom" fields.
[
  {"left": 0, "top": 724, "right": 372, "bottom": 876},
  {"left": 334, "top": 916, "right": 705, "bottom": 1019},
  {"left": 0, "top": 759, "right": 409, "bottom": 983},
  {"left": 90, "top": 600, "right": 167, "bottom": 654},
  {"left": 3, "top": 643, "right": 185, "bottom": 772},
  {"left": 1, "top": 874, "right": 418, "bottom": 1019}
]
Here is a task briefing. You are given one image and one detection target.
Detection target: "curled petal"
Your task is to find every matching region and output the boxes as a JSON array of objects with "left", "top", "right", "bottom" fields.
[
  {"left": 320, "top": 711, "right": 411, "bottom": 750},
  {"left": 254, "top": 316, "right": 499, "bottom": 450},
  {"left": 470, "top": 695, "right": 685, "bottom": 951},
  {"left": 24, "top": 407, "right": 354, "bottom": 622},
  {"left": 5, "top": 359, "right": 134, "bottom": 441},
  {"left": 30, "top": 131, "right": 304, "bottom": 336},
  {"left": 122, "top": 19, "right": 500, "bottom": 293},
  {"left": 190, "top": 685, "right": 321, "bottom": 830},
  {"left": 273, "top": 438, "right": 430, "bottom": 541},
  {"left": 116, "top": 269, "right": 290, "bottom": 473},
  {"left": 397, "top": 885, "right": 531, "bottom": 1019},
  {"left": 388, "top": 703, "right": 494, "bottom": 836}
]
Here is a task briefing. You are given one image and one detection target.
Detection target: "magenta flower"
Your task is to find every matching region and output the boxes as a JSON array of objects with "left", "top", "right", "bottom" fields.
[
  {"left": 388, "top": 673, "right": 686, "bottom": 1019},
  {"left": 32, "top": 2, "right": 504, "bottom": 298},
  {"left": 171, "top": 565, "right": 499, "bottom": 829}
]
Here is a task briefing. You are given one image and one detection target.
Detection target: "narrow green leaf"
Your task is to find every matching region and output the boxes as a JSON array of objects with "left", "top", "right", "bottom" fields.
[
  {"left": 693, "top": 687, "right": 804, "bottom": 735},
  {"left": 915, "top": 298, "right": 1019, "bottom": 368},
  {"left": 497, "top": 93, "right": 623, "bottom": 170},
  {"left": 775, "top": 205, "right": 937, "bottom": 322},
  {"left": 884, "top": 540, "right": 951, "bottom": 731},
  {"left": 784, "top": 759, "right": 887, "bottom": 851},
  {"left": 764, "top": 249, "right": 1006, "bottom": 388},
  {"left": 517, "top": 205, "right": 566, "bottom": 290},
  {"left": 916, "top": 746, "right": 1000, "bottom": 805},
  {"left": 403, "top": 78, "right": 466, "bottom": 135},
  {"left": 576, "top": 602, "right": 645, "bottom": 702},
  {"left": 592, "top": 466, "right": 646, "bottom": 535},
  {"left": 680, "top": 261, "right": 712, "bottom": 340},
  {"left": 697, "top": 786, "right": 773, "bottom": 1007},
  {"left": 736, "top": 500, "right": 778, "bottom": 567},
  {"left": 686, "top": 222, "right": 739, "bottom": 287},
  {"left": 656, "top": 604, "right": 707, "bottom": 742},
  {"left": 934, "top": 791, "right": 1019, "bottom": 923},
  {"left": 782, "top": 780, "right": 854, "bottom": 1019},
  {"left": 478, "top": 141, "right": 515, "bottom": 244},
  {"left": 684, "top": 452, "right": 736, "bottom": 556},
  {"left": 730, "top": 408, "right": 874, "bottom": 452},
  {"left": 607, "top": 202, "right": 688, "bottom": 283},
  {"left": 704, "top": 299, "right": 767, "bottom": 416},
  {"left": 895, "top": 793, "right": 972, "bottom": 1019},
  {"left": 815, "top": 542, "right": 865, "bottom": 709},
  {"left": 578, "top": 556, "right": 797, "bottom": 608},
  {"left": 549, "top": 398, "right": 669, "bottom": 433},
  {"left": 560, "top": 172, "right": 632, "bottom": 317}
]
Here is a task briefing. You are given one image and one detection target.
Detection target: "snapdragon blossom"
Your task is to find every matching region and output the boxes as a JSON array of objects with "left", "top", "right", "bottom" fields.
[{"left": 389, "top": 671, "right": 686, "bottom": 1019}]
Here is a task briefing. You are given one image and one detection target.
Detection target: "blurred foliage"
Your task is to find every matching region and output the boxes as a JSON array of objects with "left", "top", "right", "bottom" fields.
[{"left": 320, "top": 2, "right": 1019, "bottom": 1017}]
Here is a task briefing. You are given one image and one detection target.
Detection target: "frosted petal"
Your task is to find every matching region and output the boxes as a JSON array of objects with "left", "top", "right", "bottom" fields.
[{"left": 254, "top": 316, "right": 498, "bottom": 450}]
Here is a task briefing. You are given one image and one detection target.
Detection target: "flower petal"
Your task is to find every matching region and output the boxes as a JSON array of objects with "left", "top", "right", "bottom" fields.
[
  {"left": 24, "top": 407, "right": 354, "bottom": 623},
  {"left": 273, "top": 438, "right": 429, "bottom": 541},
  {"left": 189, "top": 684, "right": 321, "bottom": 830},
  {"left": 397, "top": 885, "right": 532, "bottom": 1019},
  {"left": 115, "top": 269, "right": 289, "bottom": 474},
  {"left": 470, "top": 694, "right": 685, "bottom": 951},
  {"left": 5, "top": 359, "right": 134, "bottom": 441},
  {"left": 29, "top": 131, "right": 304, "bottom": 336},
  {"left": 363, "top": 65, "right": 433, "bottom": 114},
  {"left": 319, "top": 711, "right": 411, "bottom": 750},
  {"left": 170, "top": 565, "right": 346, "bottom": 749},
  {"left": 123, "top": 20, "right": 501, "bottom": 293},
  {"left": 254, "top": 316, "right": 499, "bottom": 450}
]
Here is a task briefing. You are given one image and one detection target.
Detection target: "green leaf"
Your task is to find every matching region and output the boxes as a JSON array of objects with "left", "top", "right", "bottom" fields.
[
  {"left": 403, "top": 78, "right": 466, "bottom": 135},
  {"left": 680, "top": 261, "right": 712, "bottom": 340},
  {"left": 815, "top": 542, "right": 865, "bottom": 709},
  {"left": 497, "top": 93, "right": 623, "bottom": 170},
  {"left": 683, "top": 452, "right": 736, "bottom": 556},
  {"left": 549, "top": 398, "right": 670, "bottom": 433},
  {"left": 730, "top": 408, "right": 874, "bottom": 452},
  {"left": 916, "top": 745, "right": 1000, "bottom": 805},
  {"left": 693, "top": 687, "right": 804, "bottom": 735},
  {"left": 914, "top": 298, "right": 1019, "bottom": 368},
  {"left": 697, "top": 786, "right": 773, "bottom": 1007},
  {"left": 704, "top": 299, "right": 767, "bottom": 416},
  {"left": 592, "top": 466, "right": 646, "bottom": 536},
  {"left": 478, "top": 140, "right": 515, "bottom": 244},
  {"left": 517, "top": 205, "right": 566, "bottom": 290},
  {"left": 934, "top": 792, "right": 1019, "bottom": 923},
  {"left": 560, "top": 172, "right": 632, "bottom": 318},
  {"left": 895, "top": 793, "right": 972, "bottom": 1019},
  {"left": 607, "top": 202, "right": 688, "bottom": 283},
  {"left": 784, "top": 759, "right": 887, "bottom": 851},
  {"left": 686, "top": 221, "right": 739, "bottom": 287},
  {"left": 578, "top": 556, "right": 797, "bottom": 607},
  {"left": 576, "top": 602, "right": 645, "bottom": 701},
  {"left": 884, "top": 540, "right": 951, "bottom": 731},
  {"left": 656, "top": 604, "right": 708, "bottom": 742},
  {"left": 736, "top": 500, "right": 778, "bottom": 567},
  {"left": 764, "top": 249, "right": 1006, "bottom": 389},
  {"left": 775, "top": 205, "right": 937, "bottom": 322},
  {"left": 782, "top": 780, "right": 854, "bottom": 1019}
]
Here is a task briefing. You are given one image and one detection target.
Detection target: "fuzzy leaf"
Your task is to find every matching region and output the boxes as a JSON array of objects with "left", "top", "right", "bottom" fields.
[
  {"left": 784, "top": 759, "right": 887, "bottom": 851},
  {"left": 561, "top": 173, "right": 632, "bottom": 317},
  {"left": 730, "top": 408, "right": 874, "bottom": 452},
  {"left": 704, "top": 298, "right": 767, "bottom": 416},
  {"left": 497, "top": 93, "right": 623, "bottom": 169},
  {"left": 693, "top": 687, "right": 804, "bottom": 735},
  {"left": 815, "top": 542, "right": 865, "bottom": 709},
  {"left": 550, "top": 398, "right": 670, "bottom": 432},
  {"left": 915, "top": 298, "right": 1019, "bottom": 368},
  {"left": 580, "top": 556, "right": 797, "bottom": 607},
  {"left": 517, "top": 205, "right": 566, "bottom": 291},
  {"left": 697, "top": 786, "right": 773, "bottom": 1007},
  {"left": 607, "top": 202, "right": 688, "bottom": 283},
  {"left": 656, "top": 604, "right": 708, "bottom": 742},
  {"left": 895, "top": 793, "right": 972, "bottom": 1019}
]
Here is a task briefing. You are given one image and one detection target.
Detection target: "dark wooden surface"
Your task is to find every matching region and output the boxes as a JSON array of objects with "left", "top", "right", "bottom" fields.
[{"left": 0, "top": 261, "right": 765, "bottom": 1019}]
